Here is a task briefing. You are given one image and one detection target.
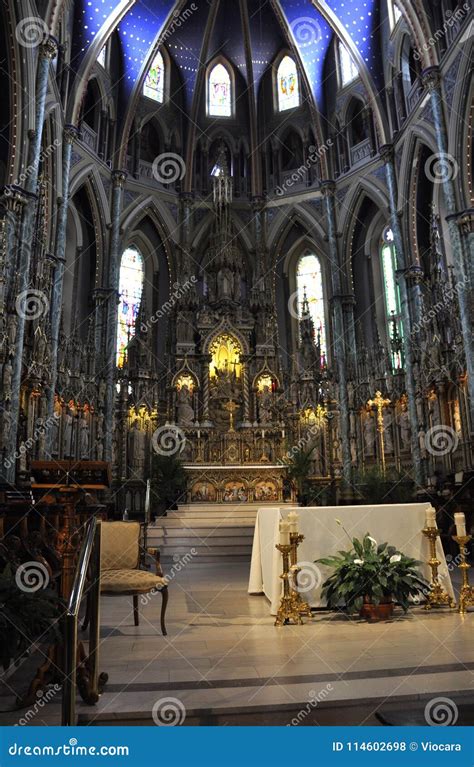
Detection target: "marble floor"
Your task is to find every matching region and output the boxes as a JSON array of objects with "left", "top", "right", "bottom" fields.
[{"left": 1, "top": 561, "right": 473, "bottom": 726}]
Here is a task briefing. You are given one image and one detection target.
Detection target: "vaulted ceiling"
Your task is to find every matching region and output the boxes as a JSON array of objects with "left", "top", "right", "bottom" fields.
[{"left": 71, "top": 0, "right": 385, "bottom": 116}]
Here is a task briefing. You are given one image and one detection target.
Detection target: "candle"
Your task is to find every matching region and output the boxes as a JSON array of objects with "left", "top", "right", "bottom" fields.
[
  {"left": 425, "top": 508, "right": 436, "bottom": 529},
  {"left": 287, "top": 511, "right": 299, "bottom": 533},
  {"left": 279, "top": 520, "right": 290, "bottom": 546},
  {"left": 455, "top": 512, "right": 466, "bottom": 537}
]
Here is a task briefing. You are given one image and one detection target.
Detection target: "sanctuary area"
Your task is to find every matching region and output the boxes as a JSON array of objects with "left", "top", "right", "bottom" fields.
[{"left": 0, "top": 0, "right": 473, "bottom": 728}]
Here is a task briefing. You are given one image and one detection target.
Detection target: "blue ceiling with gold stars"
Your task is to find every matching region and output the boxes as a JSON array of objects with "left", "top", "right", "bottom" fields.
[{"left": 72, "top": 0, "right": 384, "bottom": 109}]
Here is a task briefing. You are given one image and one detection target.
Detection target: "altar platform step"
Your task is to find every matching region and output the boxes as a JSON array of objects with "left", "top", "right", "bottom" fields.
[{"left": 148, "top": 503, "right": 260, "bottom": 562}]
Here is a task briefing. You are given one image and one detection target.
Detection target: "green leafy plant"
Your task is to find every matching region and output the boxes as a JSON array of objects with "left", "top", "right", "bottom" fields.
[
  {"left": 151, "top": 453, "right": 187, "bottom": 513},
  {"left": 0, "top": 564, "right": 62, "bottom": 671},
  {"left": 283, "top": 444, "right": 316, "bottom": 506},
  {"left": 353, "top": 466, "right": 414, "bottom": 504},
  {"left": 316, "top": 530, "right": 429, "bottom": 614}
]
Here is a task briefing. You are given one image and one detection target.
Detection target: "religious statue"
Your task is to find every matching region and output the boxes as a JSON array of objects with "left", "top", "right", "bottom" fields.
[
  {"left": 63, "top": 409, "right": 74, "bottom": 457},
  {"left": 383, "top": 412, "right": 394, "bottom": 454},
  {"left": 363, "top": 413, "right": 376, "bottom": 456},
  {"left": 79, "top": 413, "right": 90, "bottom": 458},
  {"left": 128, "top": 420, "right": 146, "bottom": 471},
  {"left": 177, "top": 311, "right": 195, "bottom": 344},
  {"left": 398, "top": 404, "right": 411, "bottom": 450},
  {"left": 95, "top": 436, "right": 104, "bottom": 461},
  {"left": 259, "top": 385, "right": 273, "bottom": 424},
  {"left": 177, "top": 384, "right": 195, "bottom": 427},
  {"left": 217, "top": 266, "right": 234, "bottom": 300}
]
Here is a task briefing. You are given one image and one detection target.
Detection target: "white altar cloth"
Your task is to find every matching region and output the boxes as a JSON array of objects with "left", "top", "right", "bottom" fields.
[{"left": 248, "top": 504, "right": 454, "bottom": 614}]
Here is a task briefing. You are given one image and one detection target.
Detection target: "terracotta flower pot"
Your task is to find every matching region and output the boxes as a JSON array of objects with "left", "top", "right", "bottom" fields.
[{"left": 359, "top": 596, "right": 394, "bottom": 622}]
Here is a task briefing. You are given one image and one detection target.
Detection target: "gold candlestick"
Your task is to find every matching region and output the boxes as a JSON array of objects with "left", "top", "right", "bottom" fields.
[
  {"left": 422, "top": 528, "right": 456, "bottom": 609},
  {"left": 274, "top": 544, "right": 303, "bottom": 626},
  {"left": 289, "top": 532, "right": 312, "bottom": 617},
  {"left": 452, "top": 535, "right": 474, "bottom": 614}
]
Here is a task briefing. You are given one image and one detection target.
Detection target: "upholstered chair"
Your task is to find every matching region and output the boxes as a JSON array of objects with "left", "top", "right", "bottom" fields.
[{"left": 100, "top": 521, "right": 168, "bottom": 635}]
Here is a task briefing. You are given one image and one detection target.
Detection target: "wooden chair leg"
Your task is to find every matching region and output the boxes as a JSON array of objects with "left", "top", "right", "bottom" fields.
[
  {"left": 160, "top": 586, "right": 168, "bottom": 636},
  {"left": 133, "top": 594, "right": 139, "bottom": 626}
]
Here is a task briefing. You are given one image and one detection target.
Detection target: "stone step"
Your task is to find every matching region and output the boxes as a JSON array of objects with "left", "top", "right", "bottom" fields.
[
  {"left": 152, "top": 527, "right": 253, "bottom": 546},
  {"left": 160, "top": 544, "right": 252, "bottom": 558},
  {"left": 164, "top": 511, "right": 257, "bottom": 519},
  {"left": 151, "top": 519, "right": 256, "bottom": 529}
]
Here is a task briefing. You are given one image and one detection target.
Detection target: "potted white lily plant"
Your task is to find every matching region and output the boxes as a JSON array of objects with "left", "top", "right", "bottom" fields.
[{"left": 315, "top": 526, "right": 429, "bottom": 622}]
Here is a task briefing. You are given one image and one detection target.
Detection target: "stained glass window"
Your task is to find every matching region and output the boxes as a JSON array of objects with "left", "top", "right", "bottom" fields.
[
  {"left": 143, "top": 51, "right": 164, "bottom": 102},
  {"left": 117, "top": 247, "right": 144, "bottom": 368},
  {"left": 381, "top": 227, "right": 404, "bottom": 369},
  {"left": 208, "top": 63, "right": 232, "bottom": 117},
  {"left": 339, "top": 42, "right": 358, "bottom": 86},
  {"left": 277, "top": 55, "right": 299, "bottom": 111},
  {"left": 296, "top": 254, "right": 327, "bottom": 361}
]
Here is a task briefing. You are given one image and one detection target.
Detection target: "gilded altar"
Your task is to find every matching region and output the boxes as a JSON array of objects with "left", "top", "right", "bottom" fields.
[{"left": 185, "top": 464, "right": 291, "bottom": 504}]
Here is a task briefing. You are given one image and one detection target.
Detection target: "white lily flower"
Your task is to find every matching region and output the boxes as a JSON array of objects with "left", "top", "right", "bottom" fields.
[
  {"left": 353, "top": 558, "right": 364, "bottom": 565},
  {"left": 390, "top": 554, "right": 402, "bottom": 564}
]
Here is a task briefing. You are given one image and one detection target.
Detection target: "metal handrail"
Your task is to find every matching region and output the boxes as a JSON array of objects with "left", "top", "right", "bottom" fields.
[{"left": 62, "top": 517, "right": 101, "bottom": 726}]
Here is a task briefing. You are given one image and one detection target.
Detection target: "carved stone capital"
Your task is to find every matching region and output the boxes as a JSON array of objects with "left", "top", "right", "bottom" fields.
[
  {"left": 112, "top": 169, "right": 128, "bottom": 188},
  {"left": 320, "top": 180, "right": 336, "bottom": 197},
  {"left": 64, "top": 124, "right": 79, "bottom": 144},
  {"left": 379, "top": 144, "right": 394, "bottom": 164},
  {"left": 1, "top": 185, "right": 29, "bottom": 210},
  {"left": 39, "top": 36, "right": 59, "bottom": 61},
  {"left": 421, "top": 66, "right": 441, "bottom": 90}
]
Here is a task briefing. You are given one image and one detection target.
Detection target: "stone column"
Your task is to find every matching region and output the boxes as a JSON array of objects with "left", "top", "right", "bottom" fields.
[
  {"left": 46, "top": 125, "right": 79, "bottom": 436},
  {"left": 422, "top": 67, "right": 474, "bottom": 423},
  {"left": 7, "top": 37, "right": 58, "bottom": 483},
  {"left": 104, "top": 170, "right": 127, "bottom": 462},
  {"left": 381, "top": 145, "right": 423, "bottom": 487},
  {"left": 321, "top": 181, "right": 352, "bottom": 484}
]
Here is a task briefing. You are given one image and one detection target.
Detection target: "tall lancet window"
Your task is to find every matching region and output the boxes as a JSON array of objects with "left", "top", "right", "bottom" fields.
[
  {"left": 208, "top": 63, "right": 232, "bottom": 117},
  {"left": 117, "top": 247, "right": 144, "bottom": 368},
  {"left": 296, "top": 253, "right": 327, "bottom": 361},
  {"left": 338, "top": 42, "right": 358, "bottom": 86},
  {"left": 277, "top": 55, "right": 299, "bottom": 111},
  {"left": 143, "top": 51, "right": 164, "bottom": 102},
  {"left": 381, "top": 226, "right": 404, "bottom": 369}
]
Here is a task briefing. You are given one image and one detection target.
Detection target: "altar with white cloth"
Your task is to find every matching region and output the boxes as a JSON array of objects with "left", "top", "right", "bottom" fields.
[{"left": 248, "top": 504, "right": 454, "bottom": 615}]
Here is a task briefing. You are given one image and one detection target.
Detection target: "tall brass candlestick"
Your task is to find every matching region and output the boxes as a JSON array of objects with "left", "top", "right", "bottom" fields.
[
  {"left": 452, "top": 535, "right": 474, "bottom": 614},
  {"left": 274, "top": 544, "right": 303, "bottom": 626},
  {"left": 289, "top": 532, "right": 312, "bottom": 617},
  {"left": 422, "top": 527, "right": 456, "bottom": 609}
]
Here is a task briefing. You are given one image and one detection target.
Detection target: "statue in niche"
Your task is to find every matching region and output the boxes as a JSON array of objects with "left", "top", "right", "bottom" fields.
[
  {"left": 95, "top": 436, "right": 104, "bottom": 461},
  {"left": 398, "top": 403, "right": 411, "bottom": 450},
  {"left": 217, "top": 266, "right": 234, "bottom": 300},
  {"left": 36, "top": 417, "right": 46, "bottom": 458},
  {"left": 259, "top": 385, "right": 274, "bottom": 424},
  {"left": 350, "top": 434, "right": 358, "bottom": 464},
  {"left": 419, "top": 426, "right": 427, "bottom": 459},
  {"left": 79, "top": 413, "right": 90, "bottom": 458},
  {"left": 177, "top": 384, "right": 195, "bottom": 427},
  {"left": 98, "top": 379, "right": 106, "bottom": 408},
  {"left": 34, "top": 327, "right": 48, "bottom": 365},
  {"left": 177, "top": 311, "right": 194, "bottom": 344},
  {"left": 363, "top": 413, "right": 376, "bottom": 456},
  {"left": 128, "top": 420, "right": 146, "bottom": 472},
  {"left": 383, "top": 412, "right": 394, "bottom": 454},
  {"left": 63, "top": 409, "right": 74, "bottom": 457}
]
